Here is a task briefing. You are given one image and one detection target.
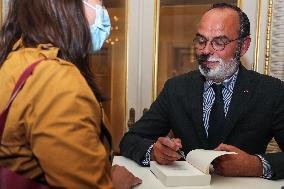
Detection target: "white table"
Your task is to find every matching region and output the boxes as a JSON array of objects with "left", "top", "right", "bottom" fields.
[{"left": 113, "top": 156, "right": 284, "bottom": 189}]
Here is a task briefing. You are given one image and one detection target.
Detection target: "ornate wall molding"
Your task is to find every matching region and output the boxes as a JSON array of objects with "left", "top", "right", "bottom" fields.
[
  {"left": 265, "top": 0, "right": 273, "bottom": 75},
  {"left": 268, "top": 0, "right": 284, "bottom": 80},
  {"left": 253, "top": 0, "right": 262, "bottom": 72},
  {"left": 1, "top": 0, "right": 9, "bottom": 22}
]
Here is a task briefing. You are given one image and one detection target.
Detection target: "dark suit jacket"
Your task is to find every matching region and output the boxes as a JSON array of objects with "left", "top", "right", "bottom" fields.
[{"left": 120, "top": 65, "right": 284, "bottom": 180}]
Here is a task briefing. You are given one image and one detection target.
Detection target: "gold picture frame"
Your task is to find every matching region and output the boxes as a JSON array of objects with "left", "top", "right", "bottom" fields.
[
  {"left": 0, "top": 0, "right": 9, "bottom": 25},
  {"left": 0, "top": 0, "right": 2, "bottom": 25}
]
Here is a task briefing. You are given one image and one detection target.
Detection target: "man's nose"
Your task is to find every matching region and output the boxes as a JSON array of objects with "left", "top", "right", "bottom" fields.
[{"left": 202, "top": 41, "right": 215, "bottom": 55}]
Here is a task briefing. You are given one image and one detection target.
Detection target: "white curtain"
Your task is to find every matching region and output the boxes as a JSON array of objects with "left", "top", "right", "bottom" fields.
[{"left": 269, "top": 0, "right": 284, "bottom": 81}]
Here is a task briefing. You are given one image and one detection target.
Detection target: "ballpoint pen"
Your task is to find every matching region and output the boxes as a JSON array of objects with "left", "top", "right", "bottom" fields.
[
  {"left": 167, "top": 136, "right": 186, "bottom": 160},
  {"left": 177, "top": 149, "right": 187, "bottom": 161}
]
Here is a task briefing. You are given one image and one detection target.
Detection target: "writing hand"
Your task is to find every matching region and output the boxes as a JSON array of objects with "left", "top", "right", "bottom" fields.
[
  {"left": 151, "top": 137, "right": 182, "bottom": 165},
  {"left": 213, "top": 143, "right": 263, "bottom": 177}
]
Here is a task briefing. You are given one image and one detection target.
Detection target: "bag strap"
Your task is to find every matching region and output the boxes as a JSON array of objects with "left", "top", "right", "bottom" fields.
[{"left": 0, "top": 58, "right": 47, "bottom": 141}]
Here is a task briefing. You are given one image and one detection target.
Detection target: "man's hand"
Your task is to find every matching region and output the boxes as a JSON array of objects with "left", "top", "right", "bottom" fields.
[
  {"left": 151, "top": 137, "right": 182, "bottom": 164},
  {"left": 111, "top": 165, "right": 142, "bottom": 189},
  {"left": 213, "top": 144, "right": 263, "bottom": 177}
]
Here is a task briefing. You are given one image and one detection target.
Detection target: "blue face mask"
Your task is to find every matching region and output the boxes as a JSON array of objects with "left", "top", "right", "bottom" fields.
[{"left": 83, "top": 1, "right": 111, "bottom": 53}]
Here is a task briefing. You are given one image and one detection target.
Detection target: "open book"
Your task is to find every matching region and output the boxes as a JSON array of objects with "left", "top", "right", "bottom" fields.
[{"left": 150, "top": 149, "right": 237, "bottom": 186}]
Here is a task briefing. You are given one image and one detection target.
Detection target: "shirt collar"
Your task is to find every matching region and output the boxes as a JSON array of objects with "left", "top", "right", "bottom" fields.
[
  {"left": 12, "top": 38, "right": 59, "bottom": 59},
  {"left": 204, "top": 69, "right": 239, "bottom": 92}
]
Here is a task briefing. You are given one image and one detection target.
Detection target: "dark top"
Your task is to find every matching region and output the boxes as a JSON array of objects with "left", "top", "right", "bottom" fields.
[{"left": 120, "top": 65, "right": 284, "bottom": 180}]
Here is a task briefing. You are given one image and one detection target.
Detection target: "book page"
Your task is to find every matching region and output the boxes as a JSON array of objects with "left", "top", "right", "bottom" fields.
[{"left": 186, "top": 149, "right": 237, "bottom": 174}]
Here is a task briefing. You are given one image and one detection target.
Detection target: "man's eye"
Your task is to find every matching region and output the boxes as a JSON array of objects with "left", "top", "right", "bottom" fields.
[
  {"left": 198, "top": 38, "right": 207, "bottom": 44},
  {"left": 213, "top": 39, "right": 225, "bottom": 46}
]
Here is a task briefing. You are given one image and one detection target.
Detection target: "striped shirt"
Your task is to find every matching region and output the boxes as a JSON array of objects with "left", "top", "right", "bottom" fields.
[
  {"left": 142, "top": 70, "right": 273, "bottom": 178},
  {"left": 203, "top": 72, "right": 237, "bottom": 136}
]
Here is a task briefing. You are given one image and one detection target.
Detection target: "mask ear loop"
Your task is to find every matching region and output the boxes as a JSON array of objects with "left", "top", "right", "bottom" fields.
[{"left": 83, "top": 1, "right": 97, "bottom": 10}]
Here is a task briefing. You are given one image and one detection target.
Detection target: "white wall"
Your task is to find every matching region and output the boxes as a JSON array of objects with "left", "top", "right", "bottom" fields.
[{"left": 127, "top": 0, "right": 155, "bottom": 122}]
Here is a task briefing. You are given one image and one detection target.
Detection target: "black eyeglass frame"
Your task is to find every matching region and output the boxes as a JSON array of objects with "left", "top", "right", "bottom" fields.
[{"left": 193, "top": 35, "right": 247, "bottom": 51}]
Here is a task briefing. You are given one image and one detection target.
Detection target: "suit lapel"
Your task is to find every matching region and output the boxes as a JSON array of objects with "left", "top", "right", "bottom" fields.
[
  {"left": 186, "top": 73, "right": 209, "bottom": 148},
  {"left": 221, "top": 65, "right": 254, "bottom": 141}
]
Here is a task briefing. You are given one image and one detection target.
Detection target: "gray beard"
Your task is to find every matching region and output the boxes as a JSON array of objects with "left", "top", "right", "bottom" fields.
[{"left": 199, "top": 58, "right": 240, "bottom": 81}]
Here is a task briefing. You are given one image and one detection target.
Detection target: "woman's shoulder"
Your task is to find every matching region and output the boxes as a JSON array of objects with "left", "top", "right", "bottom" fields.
[
  {"left": 33, "top": 58, "right": 93, "bottom": 96},
  {"left": 1, "top": 45, "right": 99, "bottom": 106},
  {"left": 5, "top": 46, "right": 86, "bottom": 87},
  {"left": 2, "top": 47, "right": 95, "bottom": 103}
]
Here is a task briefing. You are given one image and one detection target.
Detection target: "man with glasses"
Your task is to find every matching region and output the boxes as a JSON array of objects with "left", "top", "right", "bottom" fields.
[{"left": 120, "top": 3, "right": 284, "bottom": 180}]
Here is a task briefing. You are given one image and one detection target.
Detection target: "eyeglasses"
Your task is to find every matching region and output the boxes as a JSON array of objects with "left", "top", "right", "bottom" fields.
[{"left": 193, "top": 35, "right": 243, "bottom": 51}]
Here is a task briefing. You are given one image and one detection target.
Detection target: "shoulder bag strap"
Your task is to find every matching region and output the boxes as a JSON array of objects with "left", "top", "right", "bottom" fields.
[{"left": 0, "top": 58, "right": 47, "bottom": 141}]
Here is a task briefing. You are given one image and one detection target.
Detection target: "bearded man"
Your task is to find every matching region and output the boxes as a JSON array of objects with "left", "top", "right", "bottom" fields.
[{"left": 120, "top": 3, "right": 284, "bottom": 180}]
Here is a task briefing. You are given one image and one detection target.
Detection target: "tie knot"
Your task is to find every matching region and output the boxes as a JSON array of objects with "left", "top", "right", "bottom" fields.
[
  {"left": 211, "top": 83, "right": 222, "bottom": 91},
  {"left": 211, "top": 83, "right": 223, "bottom": 100}
]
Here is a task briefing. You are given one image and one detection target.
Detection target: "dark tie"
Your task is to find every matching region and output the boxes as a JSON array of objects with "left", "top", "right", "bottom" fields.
[{"left": 208, "top": 83, "right": 225, "bottom": 149}]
